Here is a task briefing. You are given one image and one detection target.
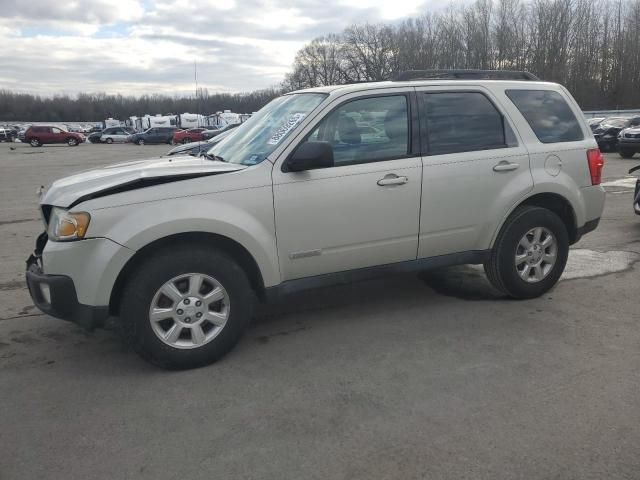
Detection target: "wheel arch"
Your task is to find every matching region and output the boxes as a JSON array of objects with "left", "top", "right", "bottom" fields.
[
  {"left": 494, "top": 192, "right": 579, "bottom": 247},
  {"left": 109, "top": 231, "right": 266, "bottom": 316}
]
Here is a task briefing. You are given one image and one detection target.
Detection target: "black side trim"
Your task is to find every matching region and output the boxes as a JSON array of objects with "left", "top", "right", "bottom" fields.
[
  {"left": 25, "top": 262, "right": 108, "bottom": 330},
  {"left": 264, "top": 250, "right": 490, "bottom": 302},
  {"left": 68, "top": 172, "right": 226, "bottom": 208},
  {"left": 575, "top": 217, "right": 601, "bottom": 241}
]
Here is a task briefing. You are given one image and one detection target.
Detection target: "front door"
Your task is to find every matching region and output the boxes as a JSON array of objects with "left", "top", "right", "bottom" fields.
[
  {"left": 272, "top": 92, "right": 422, "bottom": 281},
  {"left": 51, "top": 127, "right": 65, "bottom": 143},
  {"left": 414, "top": 87, "right": 533, "bottom": 258}
]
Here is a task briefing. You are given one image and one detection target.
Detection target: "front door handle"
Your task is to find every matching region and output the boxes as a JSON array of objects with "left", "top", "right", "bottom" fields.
[
  {"left": 377, "top": 174, "right": 409, "bottom": 186},
  {"left": 493, "top": 161, "right": 520, "bottom": 172}
]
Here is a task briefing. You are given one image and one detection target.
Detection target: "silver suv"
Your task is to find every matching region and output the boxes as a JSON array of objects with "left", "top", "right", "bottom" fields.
[{"left": 26, "top": 70, "right": 606, "bottom": 368}]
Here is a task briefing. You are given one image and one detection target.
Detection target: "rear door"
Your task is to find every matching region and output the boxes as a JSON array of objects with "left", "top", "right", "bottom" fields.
[
  {"left": 158, "top": 128, "right": 172, "bottom": 143},
  {"left": 415, "top": 86, "right": 533, "bottom": 258},
  {"left": 40, "top": 127, "right": 54, "bottom": 143}
]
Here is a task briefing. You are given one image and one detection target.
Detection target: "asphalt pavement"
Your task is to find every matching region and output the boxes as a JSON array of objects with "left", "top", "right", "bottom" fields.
[{"left": 1, "top": 142, "right": 639, "bottom": 480}]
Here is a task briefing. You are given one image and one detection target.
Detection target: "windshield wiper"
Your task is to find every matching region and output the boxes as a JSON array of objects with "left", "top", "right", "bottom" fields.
[{"left": 204, "top": 152, "right": 226, "bottom": 162}]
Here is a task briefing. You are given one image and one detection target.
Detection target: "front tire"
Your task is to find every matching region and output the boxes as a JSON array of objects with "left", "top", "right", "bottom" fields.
[
  {"left": 67, "top": 137, "right": 78, "bottom": 146},
  {"left": 120, "top": 245, "right": 255, "bottom": 369},
  {"left": 182, "top": 138, "right": 191, "bottom": 144},
  {"left": 136, "top": 138, "right": 144, "bottom": 145},
  {"left": 484, "top": 206, "right": 569, "bottom": 299},
  {"left": 106, "top": 137, "right": 113, "bottom": 144}
]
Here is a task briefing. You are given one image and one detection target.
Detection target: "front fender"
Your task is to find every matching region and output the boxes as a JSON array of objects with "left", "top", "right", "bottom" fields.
[{"left": 88, "top": 186, "right": 281, "bottom": 287}]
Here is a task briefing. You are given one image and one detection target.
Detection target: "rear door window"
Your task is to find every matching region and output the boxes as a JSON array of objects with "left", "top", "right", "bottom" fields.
[
  {"left": 422, "top": 92, "right": 513, "bottom": 155},
  {"left": 506, "top": 89, "right": 583, "bottom": 143}
]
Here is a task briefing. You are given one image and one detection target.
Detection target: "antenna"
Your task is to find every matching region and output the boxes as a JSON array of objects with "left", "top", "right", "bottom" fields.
[{"left": 194, "top": 59, "right": 201, "bottom": 127}]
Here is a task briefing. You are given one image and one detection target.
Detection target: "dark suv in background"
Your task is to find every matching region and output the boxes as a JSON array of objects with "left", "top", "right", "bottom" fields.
[
  {"left": 130, "top": 127, "right": 179, "bottom": 145},
  {"left": 592, "top": 116, "right": 640, "bottom": 151}
]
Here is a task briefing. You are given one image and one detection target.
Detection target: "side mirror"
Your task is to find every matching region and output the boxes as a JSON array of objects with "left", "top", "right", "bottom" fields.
[{"left": 285, "top": 141, "right": 334, "bottom": 172}]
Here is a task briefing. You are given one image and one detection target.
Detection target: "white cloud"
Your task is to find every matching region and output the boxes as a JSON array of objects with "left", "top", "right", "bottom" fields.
[{"left": 0, "top": 0, "right": 444, "bottom": 95}]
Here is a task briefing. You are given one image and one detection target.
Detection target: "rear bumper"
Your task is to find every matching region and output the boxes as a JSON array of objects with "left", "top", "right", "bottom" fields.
[
  {"left": 25, "top": 255, "right": 108, "bottom": 330},
  {"left": 576, "top": 217, "right": 600, "bottom": 239}
]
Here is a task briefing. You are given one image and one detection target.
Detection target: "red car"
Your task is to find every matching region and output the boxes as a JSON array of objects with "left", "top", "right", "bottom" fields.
[
  {"left": 25, "top": 125, "right": 85, "bottom": 147},
  {"left": 173, "top": 128, "right": 206, "bottom": 144}
]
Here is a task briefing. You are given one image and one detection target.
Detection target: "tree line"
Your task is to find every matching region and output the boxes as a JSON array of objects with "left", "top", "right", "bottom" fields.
[
  {"left": 0, "top": 88, "right": 282, "bottom": 122},
  {"left": 285, "top": 0, "right": 640, "bottom": 110}
]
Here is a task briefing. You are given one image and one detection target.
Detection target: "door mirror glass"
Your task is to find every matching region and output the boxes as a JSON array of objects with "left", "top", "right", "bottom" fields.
[{"left": 285, "top": 141, "right": 334, "bottom": 172}]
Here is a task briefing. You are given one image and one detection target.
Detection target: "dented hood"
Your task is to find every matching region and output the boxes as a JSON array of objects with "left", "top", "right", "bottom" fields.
[{"left": 41, "top": 155, "right": 247, "bottom": 208}]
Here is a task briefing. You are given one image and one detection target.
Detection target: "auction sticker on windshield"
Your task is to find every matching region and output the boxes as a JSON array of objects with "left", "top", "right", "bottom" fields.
[{"left": 267, "top": 113, "right": 306, "bottom": 145}]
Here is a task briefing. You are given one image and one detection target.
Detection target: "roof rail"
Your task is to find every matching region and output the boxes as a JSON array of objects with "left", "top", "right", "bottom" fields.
[{"left": 394, "top": 69, "right": 540, "bottom": 82}]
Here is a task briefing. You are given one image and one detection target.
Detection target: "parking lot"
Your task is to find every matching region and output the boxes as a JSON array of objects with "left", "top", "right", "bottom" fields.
[{"left": 1, "top": 142, "right": 639, "bottom": 479}]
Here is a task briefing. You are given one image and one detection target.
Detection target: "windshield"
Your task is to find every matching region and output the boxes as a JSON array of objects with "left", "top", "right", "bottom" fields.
[{"left": 206, "top": 93, "right": 327, "bottom": 165}]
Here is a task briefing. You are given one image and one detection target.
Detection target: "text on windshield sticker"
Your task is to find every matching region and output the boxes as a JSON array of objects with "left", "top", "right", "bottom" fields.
[{"left": 267, "top": 113, "right": 306, "bottom": 145}]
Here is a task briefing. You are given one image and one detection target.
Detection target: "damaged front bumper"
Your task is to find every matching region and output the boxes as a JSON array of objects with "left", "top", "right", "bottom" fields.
[{"left": 25, "top": 233, "right": 108, "bottom": 330}]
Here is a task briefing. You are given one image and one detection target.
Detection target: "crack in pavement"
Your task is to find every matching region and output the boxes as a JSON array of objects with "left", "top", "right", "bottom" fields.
[{"left": 0, "top": 218, "right": 39, "bottom": 226}]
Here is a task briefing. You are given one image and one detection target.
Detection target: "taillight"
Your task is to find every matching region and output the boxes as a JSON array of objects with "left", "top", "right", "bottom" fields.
[{"left": 587, "top": 149, "right": 604, "bottom": 185}]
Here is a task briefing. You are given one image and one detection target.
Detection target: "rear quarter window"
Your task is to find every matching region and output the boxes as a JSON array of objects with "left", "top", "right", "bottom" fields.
[{"left": 506, "top": 89, "right": 583, "bottom": 143}]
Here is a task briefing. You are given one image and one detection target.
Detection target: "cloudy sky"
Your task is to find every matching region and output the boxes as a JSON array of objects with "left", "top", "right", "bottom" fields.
[{"left": 0, "top": 0, "right": 432, "bottom": 96}]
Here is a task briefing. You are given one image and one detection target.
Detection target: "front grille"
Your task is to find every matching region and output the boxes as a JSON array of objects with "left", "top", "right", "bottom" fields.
[{"left": 625, "top": 133, "right": 640, "bottom": 138}]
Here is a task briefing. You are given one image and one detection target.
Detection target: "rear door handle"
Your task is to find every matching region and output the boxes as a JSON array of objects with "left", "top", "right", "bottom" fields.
[
  {"left": 377, "top": 174, "right": 409, "bottom": 186},
  {"left": 493, "top": 161, "right": 520, "bottom": 172}
]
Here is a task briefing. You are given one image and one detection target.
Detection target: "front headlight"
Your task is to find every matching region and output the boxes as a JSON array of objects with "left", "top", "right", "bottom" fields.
[{"left": 47, "top": 207, "right": 91, "bottom": 241}]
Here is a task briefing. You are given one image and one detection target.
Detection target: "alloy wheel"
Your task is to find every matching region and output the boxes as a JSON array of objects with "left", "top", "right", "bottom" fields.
[
  {"left": 148, "top": 273, "right": 230, "bottom": 349},
  {"left": 515, "top": 227, "right": 557, "bottom": 283}
]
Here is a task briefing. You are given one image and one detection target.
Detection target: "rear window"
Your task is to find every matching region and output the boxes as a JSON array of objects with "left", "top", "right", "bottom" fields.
[{"left": 506, "top": 89, "right": 583, "bottom": 143}]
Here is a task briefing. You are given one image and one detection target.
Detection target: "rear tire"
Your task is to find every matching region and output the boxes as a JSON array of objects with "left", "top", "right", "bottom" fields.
[
  {"left": 619, "top": 149, "right": 635, "bottom": 159},
  {"left": 29, "top": 138, "right": 41, "bottom": 147},
  {"left": 182, "top": 138, "right": 191, "bottom": 144},
  {"left": 484, "top": 206, "right": 569, "bottom": 299},
  {"left": 120, "top": 245, "right": 255, "bottom": 369}
]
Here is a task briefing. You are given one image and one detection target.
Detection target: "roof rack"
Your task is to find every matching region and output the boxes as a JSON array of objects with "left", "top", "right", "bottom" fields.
[{"left": 394, "top": 69, "right": 540, "bottom": 82}]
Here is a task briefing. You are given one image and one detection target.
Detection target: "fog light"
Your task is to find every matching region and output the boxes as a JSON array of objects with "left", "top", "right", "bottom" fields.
[{"left": 40, "top": 283, "right": 51, "bottom": 304}]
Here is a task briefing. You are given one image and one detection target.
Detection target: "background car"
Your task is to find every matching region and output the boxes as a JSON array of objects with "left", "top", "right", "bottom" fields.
[
  {"left": 24, "top": 125, "right": 85, "bottom": 147},
  {"left": 592, "top": 116, "right": 640, "bottom": 151},
  {"left": 100, "top": 127, "right": 134, "bottom": 144},
  {"left": 87, "top": 131, "right": 103, "bottom": 143},
  {"left": 587, "top": 117, "right": 605, "bottom": 130},
  {"left": 201, "top": 123, "right": 238, "bottom": 140},
  {"left": 166, "top": 128, "right": 235, "bottom": 156},
  {"left": 173, "top": 128, "right": 207, "bottom": 144},
  {"left": 630, "top": 164, "right": 640, "bottom": 214},
  {"left": 17, "top": 125, "right": 30, "bottom": 142},
  {"left": 0, "top": 126, "right": 17, "bottom": 142},
  {"left": 130, "top": 126, "right": 179, "bottom": 145},
  {"left": 618, "top": 126, "right": 640, "bottom": 158}
]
